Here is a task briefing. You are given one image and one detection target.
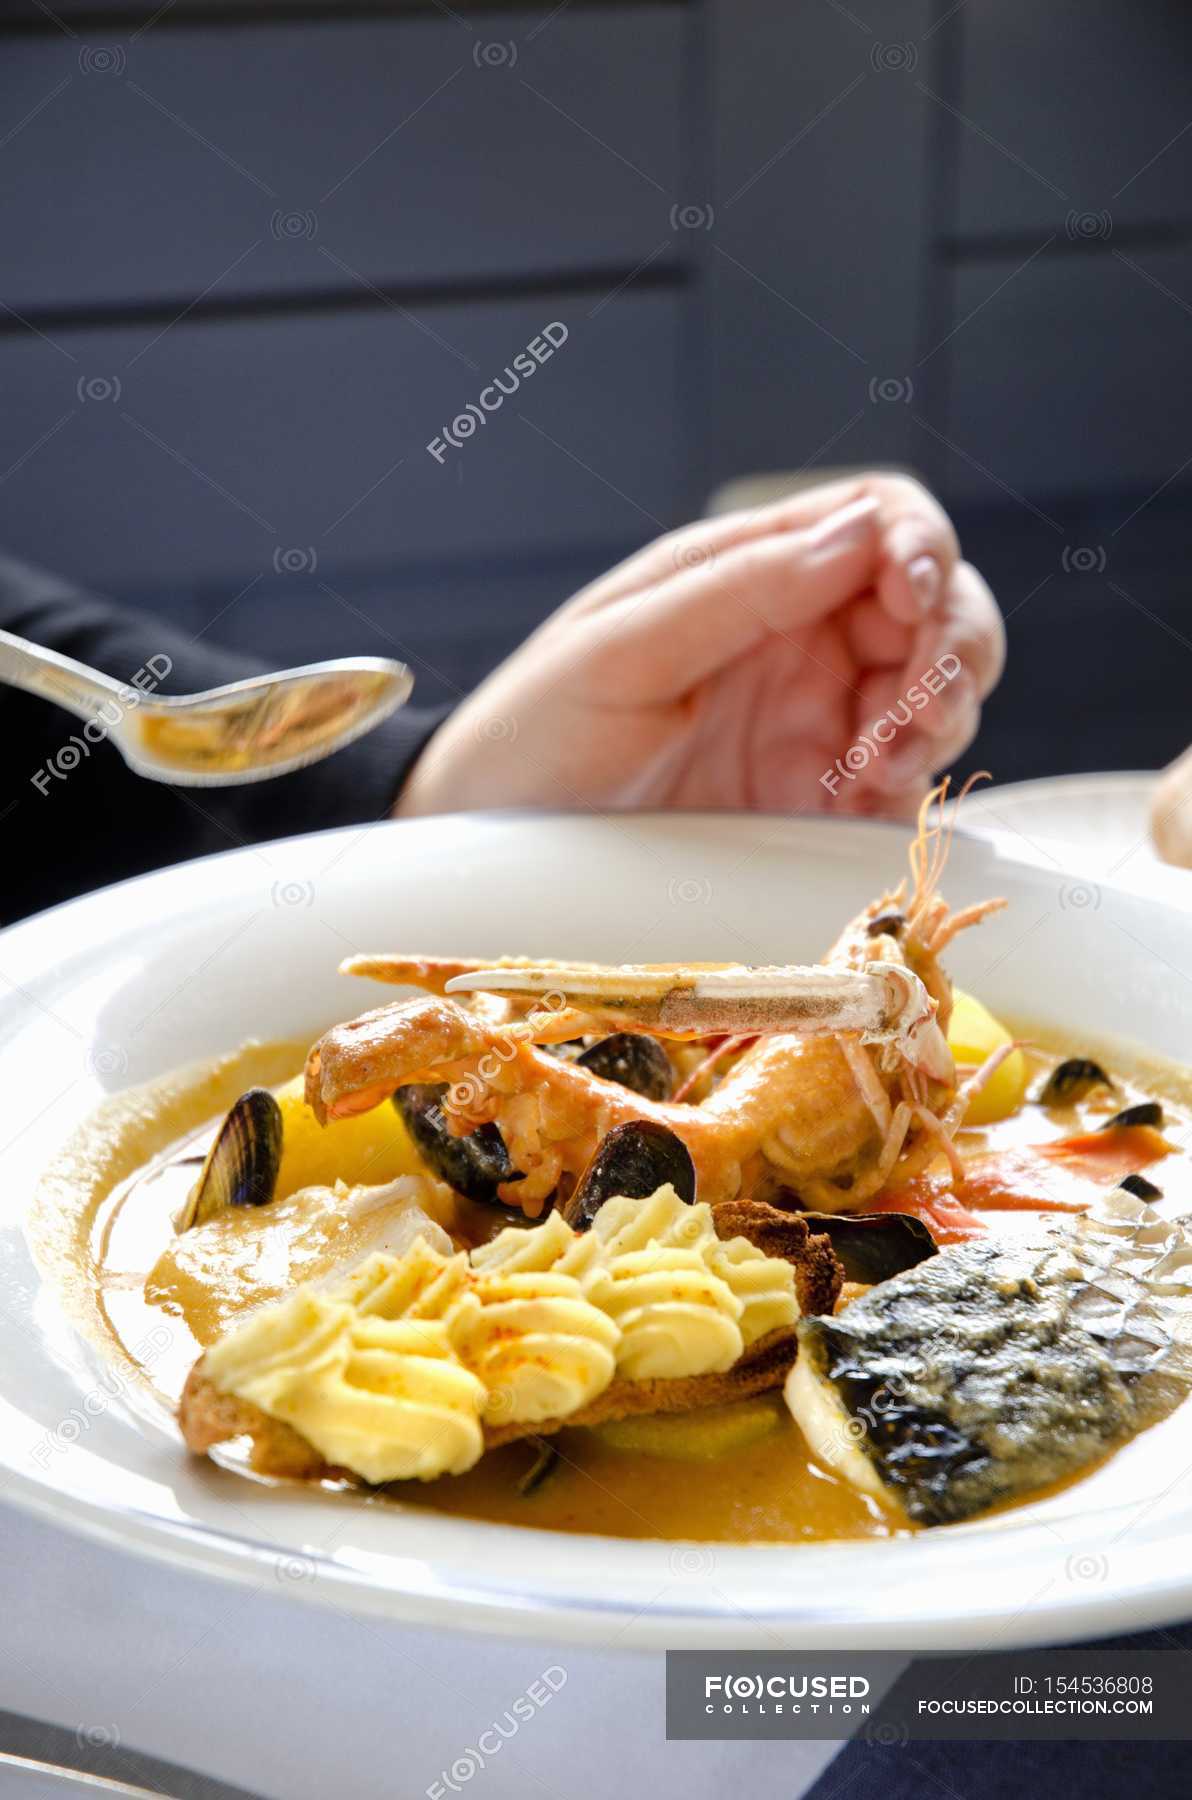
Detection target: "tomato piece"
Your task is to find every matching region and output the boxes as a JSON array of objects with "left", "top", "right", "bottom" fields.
[
  {"left": 868, "top": 1182, "right": 987, "bottom": 1244},
  {"left": 1038, "top": 1122, "right": 1174, "bottom": 1175}
]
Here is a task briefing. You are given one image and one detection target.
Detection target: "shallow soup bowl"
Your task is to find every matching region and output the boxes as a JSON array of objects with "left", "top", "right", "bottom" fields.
[{"left": 1, "top": 809, "right": 1190, "bottom": 1650}]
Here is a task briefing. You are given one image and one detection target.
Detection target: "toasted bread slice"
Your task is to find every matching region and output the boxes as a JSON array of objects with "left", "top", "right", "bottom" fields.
[{"left": 178, "top": 1198, "right": 842, "bottom": 1481}]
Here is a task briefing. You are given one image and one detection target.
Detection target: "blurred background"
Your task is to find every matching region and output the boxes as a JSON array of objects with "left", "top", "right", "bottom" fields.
[{"left": 1, "top": 0, "right": 1189, "bottom": 812}]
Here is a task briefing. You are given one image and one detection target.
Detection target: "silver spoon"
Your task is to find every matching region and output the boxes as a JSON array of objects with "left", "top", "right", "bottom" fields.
[{"left": 0, "top": 627, "right": 413, "bottom": 786}]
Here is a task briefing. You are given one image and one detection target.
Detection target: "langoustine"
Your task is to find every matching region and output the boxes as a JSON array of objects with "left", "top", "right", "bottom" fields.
[{"left": 304, "top": 787, "right": 1006, "bottom": 1216}]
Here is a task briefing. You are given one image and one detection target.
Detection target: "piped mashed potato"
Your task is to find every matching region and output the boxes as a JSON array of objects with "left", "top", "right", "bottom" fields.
[{"left": 198, "top": 1186, "right": 799, "bottom": 1481}]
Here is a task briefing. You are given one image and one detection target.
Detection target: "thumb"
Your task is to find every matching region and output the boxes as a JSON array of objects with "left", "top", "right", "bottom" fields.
[{"left": 595, "top": 494, "right": 881, "bottom": 701}]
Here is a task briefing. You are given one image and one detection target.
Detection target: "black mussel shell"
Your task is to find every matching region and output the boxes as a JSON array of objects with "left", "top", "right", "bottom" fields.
[
  {"left": 866, "top": 908, "right": 906, "bottom": 939},
  {"left": 562, "top": 1120, "right": 696, "bottom": 1230},
  {"left": 180, "top": 1088, "right": 282, "bottom": 1230},
  {"left": 1118, "top": 1171, "right": 1163, "bottom": 1201},
  {"left": 798, "top": 1211, "right": 937, "bottom": 1284},
  {"left": 1100, "top": 1100, "right": 1164, "bottom": 1131},
  {"left": 576, "top": 1032, "right": 674, "bottom": 1101},
  {"left": 516, "top": 1438, "right": 561, "bottom": 1495},
  {"left": 393, "top": 1083, "right": 523, "bottom": 1204},
  {"left": 1036, "top": 1057, "right": 1115, "bottom": 1106}
]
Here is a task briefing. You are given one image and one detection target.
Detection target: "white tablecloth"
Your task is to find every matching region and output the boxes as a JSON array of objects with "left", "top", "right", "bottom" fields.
[{"left": 0, "top": 1504, "right": 846, "bottom": 1800}]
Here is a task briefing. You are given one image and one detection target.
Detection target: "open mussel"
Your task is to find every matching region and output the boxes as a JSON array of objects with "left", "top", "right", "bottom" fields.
[
  {"left": 562, "top": 1120, "right": 696, "bottom": 1230},
  {"left": 395, "top": 1037, "right": 674, "bottom": 1211},
  {"left": 575, "top": 1033, "right": 674, "bottom": 1101},
  {"left": 1035, "top": 1057, "right": 1115, "bottom": 1106},
  {"left": 178, "top": 1088, "right": 283, "bottom": 1231},
  {"left": 796, "top": 1210, "right": 937, "bottom": 1285},
  {"left": 392, "top": 1083, "right": 523, "bottom": 1205}
]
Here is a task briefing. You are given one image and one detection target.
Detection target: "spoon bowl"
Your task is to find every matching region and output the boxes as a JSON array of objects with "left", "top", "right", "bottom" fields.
[{"left": 0, "top": 627, "right": 413, "bottom": 785}]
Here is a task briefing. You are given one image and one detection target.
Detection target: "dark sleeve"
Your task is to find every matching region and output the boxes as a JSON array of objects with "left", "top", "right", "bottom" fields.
[{"left": 0, "top": 554, "right": 451, "bottom": 923}]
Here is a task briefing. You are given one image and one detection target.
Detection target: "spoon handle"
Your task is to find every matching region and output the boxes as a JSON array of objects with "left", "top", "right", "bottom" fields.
[{"left": 0, "top": 627, "right": 130, "bottom": 726}]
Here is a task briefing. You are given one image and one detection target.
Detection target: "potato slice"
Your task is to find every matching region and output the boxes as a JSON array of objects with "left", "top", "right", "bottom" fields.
[
  {"left": 273, "top": 1073, "right": 419, "bottom": 1200},
  {"left": 591, "top": 1396, "right": 784, "bottom": 1460},
  {"left": 947, "top": 989, "right": 1028, "bottom": 1126}
]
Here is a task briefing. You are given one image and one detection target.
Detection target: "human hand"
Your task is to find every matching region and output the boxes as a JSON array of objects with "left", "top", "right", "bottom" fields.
[
  {"left": 1151, "top": 748, "right": 1192, "bottom": 867},
  {"left": 395, "top": 474, "right": 1005, "bottom": 820}
]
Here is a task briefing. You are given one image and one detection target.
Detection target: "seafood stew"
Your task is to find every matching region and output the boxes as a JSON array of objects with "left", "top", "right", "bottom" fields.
[{"left": 36, "top": 794, "right": 1192, "bottom": 1544}]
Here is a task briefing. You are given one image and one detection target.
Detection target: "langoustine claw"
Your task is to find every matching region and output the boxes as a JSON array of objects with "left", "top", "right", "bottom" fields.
[{"left": 445, "top": 960, "right": 953, "bottom": 1084}]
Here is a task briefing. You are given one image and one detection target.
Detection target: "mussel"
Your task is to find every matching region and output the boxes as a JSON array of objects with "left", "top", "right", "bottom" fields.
[
  {"left": 516, "top": 1438, "right": 561, "bottom": 1495},
  {"left": 575, "top": 1032, "right": 674, "bottom": 1101},
  {"left": 562, "top": 1120, "right": 696, "bottom": 1230},
  {"left": 1036, "top": 1057, "right": 1116, "bottom": 1106},
  {"left": 392, "top": 1083, "right": 523, "bottom": 1205},
  {"left": 866, "top": 908, "right": 906, "bottom": 940},
  {"left": 797, "top": 1210, "right": 937, "bottom": 1284},
  {"left": 1100, "top": 1100, "right": 1165, "bottom": 1131},
  {"left": 178, "top": 1088, "right": 282, "bottom": 1231},
  {"left": 1119, "top": 1172, "right": 1163, "bottom": 1201}
]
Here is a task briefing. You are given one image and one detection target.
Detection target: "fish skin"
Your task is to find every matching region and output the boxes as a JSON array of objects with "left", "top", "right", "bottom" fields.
[{"left": 794, "top": 1216, "right": 1192, "bottom": 1526}]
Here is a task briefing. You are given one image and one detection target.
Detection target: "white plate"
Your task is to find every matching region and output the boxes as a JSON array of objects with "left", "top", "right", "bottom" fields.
[
  {"left": 961, "top": 771, "right": 1166, "bottom": 880},
  {"left": 3, "top": 811, "right": 1192, "bottom": 1651}
]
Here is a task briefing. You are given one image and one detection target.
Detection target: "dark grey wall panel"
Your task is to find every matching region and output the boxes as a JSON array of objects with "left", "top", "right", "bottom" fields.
[
  {"left": 0, "top": 9, "right": 683, "bottom": 311},
  {"left": 181, "top": 554, "right": 613, "bottom": 707},
  {"left": 953, "top": 0, "right": 1192, "bottom": 238},
  {"left": 699, "top": 0, "right": 935, "bottom": 497},
  {"left": 0, "top": 288, "right": 680, "bottom": 587},
  {"left": 942, "top": 247, "right": 1192, "bottom": 505}
]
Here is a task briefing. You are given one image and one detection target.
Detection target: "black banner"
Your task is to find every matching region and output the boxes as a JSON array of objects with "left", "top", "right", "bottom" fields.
[{"left": 666, "top": 1650, "right": 1191, "bottom": 1742}]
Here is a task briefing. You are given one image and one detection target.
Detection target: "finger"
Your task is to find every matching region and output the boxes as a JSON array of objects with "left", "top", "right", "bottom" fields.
[
  {"left": 875, "top": 698, "right": 986, "bottom": 792},
  {"left": 842, "top": 592, "right": 913, "bottom": 669},
  {"left": 910, "top": 669, "right": 978, "bottom": 743},
  {"left": 848, "top": 662, "right": 960, "bottom": 757},
  {"left": 864, "top": 688, "right": 982, "bottom": 794},
  {"left": 1151, "top": 747, "right": 1192, "bottom": 867},
  {"left": 953, "top": 562, "right": 1006, "bottom": 698},
  {"left": 899, "top": 562, "right": 1005, "bottom": 703},
  {"left": 580, "top": 477, "right": 870, "bottom": 609},
  {"left": 575, "top": 469, "right": 954, "bottom": 614},
  {"left": 847, "top": 650, "right": 980, "bottom": 792},
  {"left": 876, "top": 487, "right": 963, "bottom": 627},
  {"left": 570, "top": 494, "right": 882, "bottom": 703}
]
